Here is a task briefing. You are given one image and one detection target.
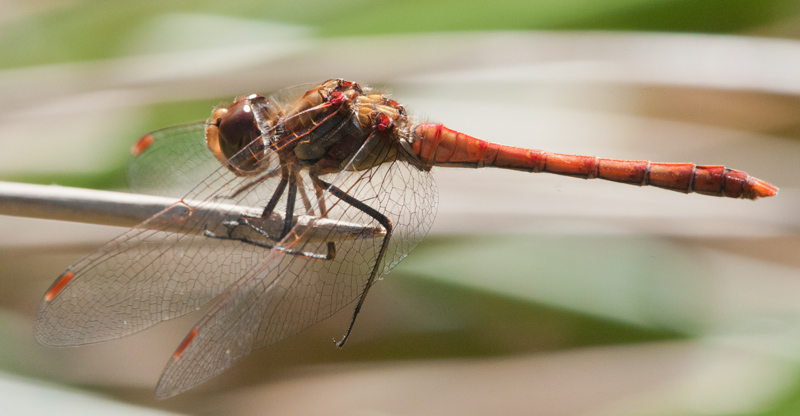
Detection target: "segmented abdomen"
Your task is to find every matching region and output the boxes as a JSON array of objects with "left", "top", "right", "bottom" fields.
[{"left": 410, "top": 123, "right": 777, "bottom": 200}]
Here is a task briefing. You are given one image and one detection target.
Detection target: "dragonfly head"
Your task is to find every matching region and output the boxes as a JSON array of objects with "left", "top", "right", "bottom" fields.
[{"left": 206, "top": 94, "right": 269, "bottom": 174}]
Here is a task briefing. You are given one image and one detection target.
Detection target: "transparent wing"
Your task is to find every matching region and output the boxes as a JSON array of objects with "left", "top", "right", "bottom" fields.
[
  {"left": 127, "top": 122, "right": 219, "bottom": 197},
  {"left": 34, "top": 130, "right": 286, "bottom": 346},
  {"left": 35, "top": 82, "right": 437, "bottom": 397},
  {"left": 154, "top": 138, "right": 438, "bottom": 397}
]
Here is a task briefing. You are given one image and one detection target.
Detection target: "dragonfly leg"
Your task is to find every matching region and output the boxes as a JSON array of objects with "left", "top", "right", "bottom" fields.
[
  {"left": 311, "top": 175, "right": 393, "bottom": 348},
  {"left": 203, "top": 166, "right": 288, "bottom": 242},
  {"left": 282, "top": 173, "right": 297, "bottom": 238},
  {"left": 312, "top": 180, "right": 337, "bottom": 261},
  {"left": 204, "top": 217, "right": 334, "bottom": 260},
  {"left": 204, "top": 167, "right": 335, "bottom": 260}
]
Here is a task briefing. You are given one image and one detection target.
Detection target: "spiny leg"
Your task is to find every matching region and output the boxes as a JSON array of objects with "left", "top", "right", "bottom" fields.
[
  {"left": 296, "top": 175, "right": 314, "bottom": 214},
  {"left": 205, "top": 168, "right": 334, "bottom": 260},
  {"left": 282, "top": 173, "right": 297, "bottom": 238},
  {"left": 260, "top": 166, "right": 290, "bottom": 220},
  {"left": 221, "top": 165, "right": 289, "bottom": 243},
  {"left": 292, "top": 174, "right": 337, "bottom": 260},
  {"left": 204, "top": 166, "right": 287, "bottom": 246},
  {"left": 241, "top": 170, "right": 335, "bottom": 260},
  {"left": 314, "top": 179, "right": 337, "bottom": 261},
  {"left": 204, "top": 228, "right": 332, "bottom": 259},
  {"left": 311, "top": 175, "right": 393, "bottom": 348}
]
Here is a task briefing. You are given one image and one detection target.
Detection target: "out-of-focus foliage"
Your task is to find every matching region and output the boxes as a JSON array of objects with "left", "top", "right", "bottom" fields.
[
  {"left": 3, "top": 0, "right": 800, "bottom": 70},
  {"left": 1, "top": 1, "right": 799, "bottom": 415}
]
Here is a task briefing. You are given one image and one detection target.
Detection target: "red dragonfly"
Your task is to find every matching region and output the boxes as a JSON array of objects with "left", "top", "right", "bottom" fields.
[{"left": 34, "top": 79, "right": 778, "bottom": 397}]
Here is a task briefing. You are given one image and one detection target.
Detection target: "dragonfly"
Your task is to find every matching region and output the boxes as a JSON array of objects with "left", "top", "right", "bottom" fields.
[{"left": 34, "top": 79, "right": 778, "bottom": 398}]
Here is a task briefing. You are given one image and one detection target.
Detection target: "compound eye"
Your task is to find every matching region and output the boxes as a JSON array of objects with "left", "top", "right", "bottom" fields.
[
  {"left": 206, "top": 97, "right": 265, "bottom": 174},
  {"left": 218, "top": 100, "right": 259, "bottom": 158}
]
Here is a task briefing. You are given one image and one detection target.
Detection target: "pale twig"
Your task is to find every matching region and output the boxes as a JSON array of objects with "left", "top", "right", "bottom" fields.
[{"left": 0, "top": 181, "right": 384, "bottom": 243}]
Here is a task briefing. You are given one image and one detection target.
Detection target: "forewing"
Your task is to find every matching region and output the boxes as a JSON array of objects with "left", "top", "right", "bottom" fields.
[
  {"left": 34, "top": 133, "right": 284, "bottom": 346},
  {"left": 154, "top": 135, "right": 438, "bottom": 397},
  {"left": 128, "top": 122, "right": 220, "bottom": 197}
]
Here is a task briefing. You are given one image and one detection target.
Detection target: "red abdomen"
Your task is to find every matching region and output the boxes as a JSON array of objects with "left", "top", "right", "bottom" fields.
[{"left": 410, "top": 123, "right": 777, "bottom": 200}]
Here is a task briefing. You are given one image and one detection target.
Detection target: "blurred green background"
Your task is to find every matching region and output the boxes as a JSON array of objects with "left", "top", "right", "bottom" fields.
[{"left": 1, "top": 0, "right": 799, "bottom": 415}]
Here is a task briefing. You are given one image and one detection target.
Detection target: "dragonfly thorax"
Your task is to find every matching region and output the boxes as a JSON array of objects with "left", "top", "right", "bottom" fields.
[
  {"left": 279, "top": 80, "right": 411, "bottom": 174},
  {"left": 206, "top": 80, "right": 417, "bottom": 177}
]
